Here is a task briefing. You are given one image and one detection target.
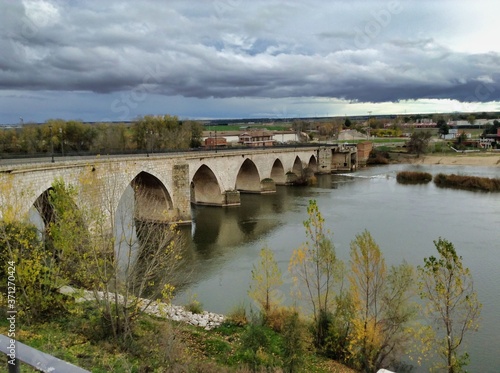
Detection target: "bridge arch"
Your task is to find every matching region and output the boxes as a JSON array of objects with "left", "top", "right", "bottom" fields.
[
  {"left": 236, "top": 159, "right": 262, "bottom": 193},
  {"left": 191, "top": 164, "right": 224, "bottom": 206},
  {"left": 292, "top": 156, "right": 303, "bottom": 175},
  {"left": 307, "top": 155, "right": 318, "bottom": 172},
  {"left": 270, "top": 159, "right": 286, "bottom": 185},
  {"left": 131, "top": 171, "right": 173, "bottom": 222},
  {"left": 33, "top": 188, "right": 55, "bottom": 229},
  {"left": 31, "top": 184, "right": 87, "bottom": 255}
]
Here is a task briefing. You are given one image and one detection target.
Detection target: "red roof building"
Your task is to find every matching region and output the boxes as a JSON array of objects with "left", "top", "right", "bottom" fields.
[{"left": 238, "top": 130, "right": 275, "bottom": 147}]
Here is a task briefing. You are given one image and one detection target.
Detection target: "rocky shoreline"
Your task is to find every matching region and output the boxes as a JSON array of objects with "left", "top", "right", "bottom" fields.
[
  {"left": 60, "top": 286, "right": 225, "bottom": 330},
  {"left": 143, "top": 301, "right": 225, "bottom": 330}
]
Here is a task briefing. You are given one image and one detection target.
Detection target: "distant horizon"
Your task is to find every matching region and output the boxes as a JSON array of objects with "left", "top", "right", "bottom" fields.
[{"left": 2, "top": 108, "right": 500, "bottom": 127}]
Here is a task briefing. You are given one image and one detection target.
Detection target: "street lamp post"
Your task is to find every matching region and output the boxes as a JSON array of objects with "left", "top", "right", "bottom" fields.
[
  {"left": 150, "top": 130, "right": 154, "bottom": 155},
  {"left": 215, "top": 130, "right": 217, "bottom": 153},
  {"left": 49, "top": 125, "right": 54, "bottom": 162},
  {"left": 59, "top": 128, "right": 64, "bottom": 157},
  {"left": 146, "top": 130, "right": 153, "bottom": 157}
]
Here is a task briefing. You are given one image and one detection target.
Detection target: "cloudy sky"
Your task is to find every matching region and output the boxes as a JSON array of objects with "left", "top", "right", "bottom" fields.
[{"left": 1, "top": 0, "right": 499, "bottom": 124}]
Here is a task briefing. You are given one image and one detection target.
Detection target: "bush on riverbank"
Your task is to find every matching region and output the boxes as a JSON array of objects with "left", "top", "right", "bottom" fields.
[
  {"left": 434, "top": 173, "right": 500, "bottom": 192},
  {"left": 396, "top": 171, "right": 433, "bottom": 184},
  {"left": 367, "top": 149, "right": 390, "bottom": 165}
]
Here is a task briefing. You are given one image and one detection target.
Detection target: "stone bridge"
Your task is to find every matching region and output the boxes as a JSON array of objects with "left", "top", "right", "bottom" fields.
[{"left": 0, "top": 146, "right": 353, "bottom": 225}]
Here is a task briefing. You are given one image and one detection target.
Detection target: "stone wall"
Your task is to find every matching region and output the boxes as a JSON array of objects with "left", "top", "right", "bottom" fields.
[
  {"left": 357, "top": 141, "right": 373, "bottom": 166},
  {"left": 317, "top": 146, "right": 332, "bottom": 174}
]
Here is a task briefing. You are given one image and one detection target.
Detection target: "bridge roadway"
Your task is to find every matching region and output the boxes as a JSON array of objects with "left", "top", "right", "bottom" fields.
[{"left": 0, "top": 146, "right": 337, "bottom": 224}]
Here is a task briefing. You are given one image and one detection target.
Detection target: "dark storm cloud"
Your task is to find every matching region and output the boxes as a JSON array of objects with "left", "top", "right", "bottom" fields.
[{"left": 1, "top": 0, "right": 499, "bottom": 104}]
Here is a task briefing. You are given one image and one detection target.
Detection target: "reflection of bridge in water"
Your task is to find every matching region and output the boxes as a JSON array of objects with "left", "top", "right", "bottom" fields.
[
  {"left": 0, "top": 145, "right": 358, "bottom": 225},
  {"left": 191, "top": 192, "right": 286, "bottom": 250},
  {"left": 173, "top": 187, "right": 307, "bottom": 293}
]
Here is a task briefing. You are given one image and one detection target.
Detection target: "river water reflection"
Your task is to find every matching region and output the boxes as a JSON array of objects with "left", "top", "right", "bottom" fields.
[{"left": 174, "top": 164, "right": 500, "bottom": 372}]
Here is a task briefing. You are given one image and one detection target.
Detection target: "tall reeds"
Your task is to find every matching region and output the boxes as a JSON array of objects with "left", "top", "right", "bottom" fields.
[
  {"left": 396, "top": 171, "right": 500, "bottom": 192},
  {"left": 396, "top": 171, "right": 433, "bottom": 184},
  {"left": 434, "top": 173, "right": 500, "bottom": 192}
]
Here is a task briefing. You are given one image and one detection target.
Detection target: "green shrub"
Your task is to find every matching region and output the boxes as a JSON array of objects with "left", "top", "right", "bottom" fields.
[
  {"left": 203, "top": 338, "right": 232, "bottom": 363},
  {"left": 236, "top": 322, "right": 283, "bottom": 372},
  {"left": 311, "top": 309, "right": 333, "bottom": 350},
  {"left": 185, "top": 297, "right": 203, "bottom": 314},
  {"left": 264, "top": 307, "right": 297, "bottom": 333},
  {"left": 227, "top": 303, "right": 248, "bottom": 326},
  {"left": 367, "top": 149, "right": 390, "bottom": 165},
  {"left": 375, "top": 145, "right": 392, "bottom": 152},
  {"left": 282, "top": 310, "right": 307, "bottom": 373},
  {"left": 431, "top": 142, "right": 451, "bottom": 153},
  {"left": 0, "top": 221, "right": 70, "bottom": 323},
  {"left": 325, "top": 292, "right": 356, "bottom": 364}
]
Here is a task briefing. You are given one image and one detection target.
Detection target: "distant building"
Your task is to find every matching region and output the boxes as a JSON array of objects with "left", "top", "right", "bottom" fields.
[
  {"left": 442, "top": 128, "right": 458, "bottom": 140},
  {"left": 480, "top": 128, "right": 500, "bottom": 149},
  {"left": 204, "top": 136, "right": 227, "bottom": 148},
  {"left": 414, "top": 119, "right": 437, "bottom": 128},
  {"left": 447, "top": 119, "right": 500, "bottom": 127},
  {"left": 458, "top": 130, "right": 472, "bottom": 139},
  {"left": 274, "top": 131, "right": 299, "bottom": 143},
  {"left": 238, "top": 130, "right": 275, "bottom": 147},
  {"left": 479, "top": 137, "right": 495, "bottom": 149},
  {"left": 384, "top": 119, "right": 437, "bottom": 129}
]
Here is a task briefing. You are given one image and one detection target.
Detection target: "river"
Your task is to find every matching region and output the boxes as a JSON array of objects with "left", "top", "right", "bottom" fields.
[{"left": 173, "top": 163, "right": 500, "bottom": 372}]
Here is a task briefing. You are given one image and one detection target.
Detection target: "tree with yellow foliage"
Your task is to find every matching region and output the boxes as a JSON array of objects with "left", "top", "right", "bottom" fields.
[
  {"left": 418, "top": 238, "right": 481, "bottom": 373},
  {"left": 289, "top": 199, "right": 343, "bottom": 347},
  {"left": 0, "top": 177, "right": 70, "bottom": 323},
  {"left": 248, "top": 245, "right": 283, "bottom": 314},
  {"left": 73, "top": 166, "right": 184, "bottom": 345},
  {"left": 1, "top": 168, "right": 184, "bottom": 346},
  {"left": 348, "top": 230, "right": 416, "bottom": 372}
]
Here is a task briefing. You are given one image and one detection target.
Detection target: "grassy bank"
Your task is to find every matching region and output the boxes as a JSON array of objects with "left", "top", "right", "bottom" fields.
[{"left": 0, "top": 305, "right": 355, "bottom": 373}]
